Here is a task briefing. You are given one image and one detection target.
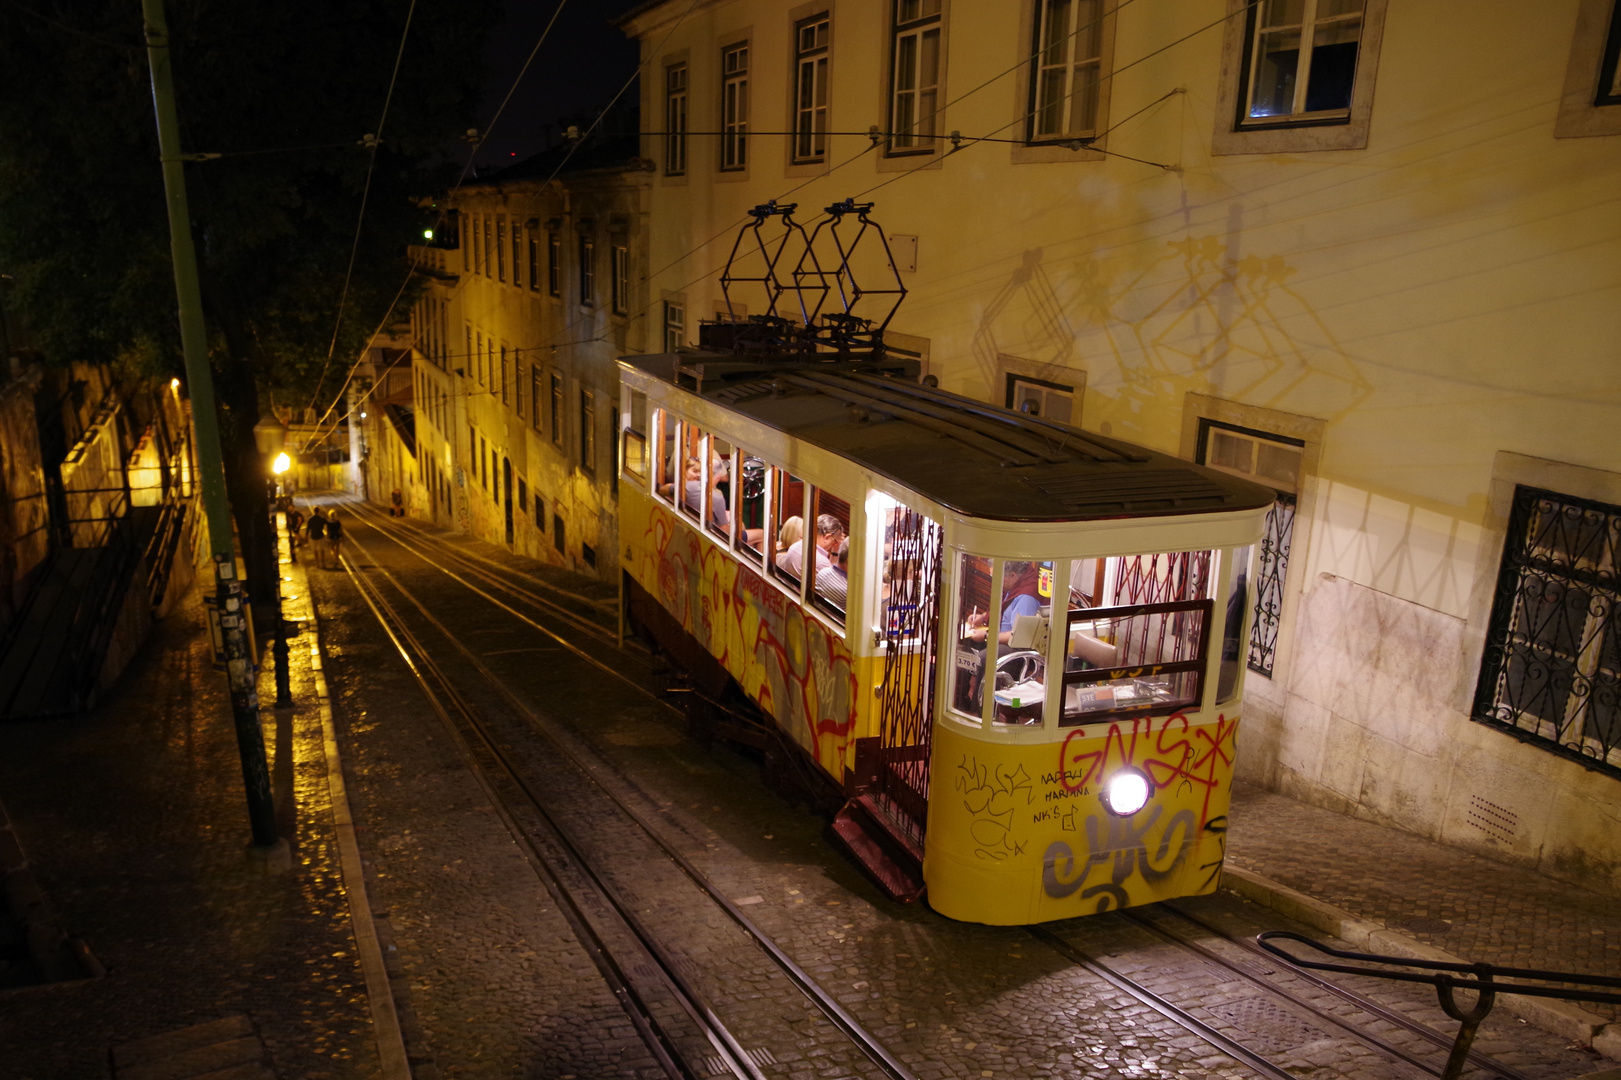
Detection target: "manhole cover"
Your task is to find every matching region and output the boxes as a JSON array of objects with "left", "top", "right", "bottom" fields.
[
  {"left": 1398, "top": 917, "right": 1453, "bottom": 935},
  {"left": 1206, "top": 995, "right": 1333, "bottom": 1055}
]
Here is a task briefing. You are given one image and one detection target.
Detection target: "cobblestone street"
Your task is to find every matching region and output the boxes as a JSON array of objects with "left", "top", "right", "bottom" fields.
[{"left": 0, "top": 504, "right": 1615, "bottom": 1079}]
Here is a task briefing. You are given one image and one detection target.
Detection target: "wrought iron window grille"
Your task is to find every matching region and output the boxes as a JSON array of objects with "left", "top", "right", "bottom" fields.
[{"left": 1473, "top": 485, "right": 1621, "bottom": 780}]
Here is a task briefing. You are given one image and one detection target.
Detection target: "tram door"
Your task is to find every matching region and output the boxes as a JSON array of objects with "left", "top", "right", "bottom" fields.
[{"left": 870, "top": 502, "right": 943, "bottom": 845}]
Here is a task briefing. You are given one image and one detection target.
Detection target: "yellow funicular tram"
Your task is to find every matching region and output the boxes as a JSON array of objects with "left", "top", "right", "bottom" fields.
[{"left": 616, "top": 202, "right": 1275, "bottom": 925}]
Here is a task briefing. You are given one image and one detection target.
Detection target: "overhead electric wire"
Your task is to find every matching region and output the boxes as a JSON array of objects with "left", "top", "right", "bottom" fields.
[
  {"left": 298, "top": 0, "right": 577, "bottom": 451},
  {"left": 300, "top": 0, "right": 704, "bottom": 452},
  {"left": 507, "top": 4, "right": 1251, "bottom": 368},
  {"left": 305, "top": 0, "right": 421, "bottom": 432}
]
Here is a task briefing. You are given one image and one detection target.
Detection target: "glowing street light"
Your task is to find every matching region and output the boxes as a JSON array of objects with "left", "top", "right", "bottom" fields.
[{"left": 271, "top": 451, "right": 291, "bottom": 475}]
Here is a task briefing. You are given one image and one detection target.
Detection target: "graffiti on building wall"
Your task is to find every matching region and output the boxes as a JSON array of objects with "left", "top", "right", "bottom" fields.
[{"left": 634, "top": 498, "right": 859, "bottom": 774}]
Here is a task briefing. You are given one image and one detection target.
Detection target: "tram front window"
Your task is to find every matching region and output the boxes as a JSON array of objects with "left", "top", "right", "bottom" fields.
[
  {"left": 1058, "top": 550, "right": 1215, "bottom": 726},
  {"left": 992, "top": 562, "right": 1048, "bottom": 725}
]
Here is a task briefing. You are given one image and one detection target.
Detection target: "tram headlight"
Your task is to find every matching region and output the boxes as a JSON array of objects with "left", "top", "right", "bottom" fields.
[{"left": 1102, "top": 769, "right": 1152, "bottom": 817}]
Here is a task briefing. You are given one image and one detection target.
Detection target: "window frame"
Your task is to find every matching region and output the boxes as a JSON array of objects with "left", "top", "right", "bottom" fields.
[
  {"left": 1472, "top": 485, "right": 1621, "bottom": 779},
  {"left": 720, "top": 41, "right": 750, "bottom": 171},
  {"left": 1556, "top": 0, "right": 1621, "bottom": 137},
  {"left": 791, "top": 12, "right": 832, "bottom": 166},
  {"left": 1211, "top": 0, "right": 1387, "bottom": 155},
  {"left": 549, "top": 373, "right": 564, "bottom": 448},
  {"left": 665, "top": 62, "right": 689, "bottom": 176},
  {"left": 580, "top": 389, "right": 597, "bottom": 476},
  {"left": 578, "top": 232, "right": 596, "bottom": 308},
  {"left": 663, "top": 299, "right": 685, "bottom": 352},
  {"left": 1025, "top": 0, "right": 1105, "bottom": 144},
  {"left": 527, "top": 229, "right": 540, "bottom": 291},
  {"left": 610, "top": 242, "right": 630, "bottom": 316},
  {"left": 496, "top": 216, "right": 507, "bottom": 283},
  {"left": 547, "top": 232, "right": 561, "bottom": 297},
  {"left": 887, "top": 1, "right": 943, "bottom": 156}
]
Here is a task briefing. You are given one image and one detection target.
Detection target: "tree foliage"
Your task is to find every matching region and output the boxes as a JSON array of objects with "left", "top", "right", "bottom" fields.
[{"left": 0, "top": 0, "right": 498, "bottom": 597}]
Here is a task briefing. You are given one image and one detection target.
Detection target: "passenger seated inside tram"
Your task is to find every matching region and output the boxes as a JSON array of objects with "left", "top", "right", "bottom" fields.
[
  {"left": 814, "top": 538, "right": 849, "bottom": 610},
  {"left": 963, "top": 562, "right": 1043, "bottom": 645},
  {"left": 778, "top": 514, "right": 842, "bottom": 579},
  {"left": 774, "top": 516, "right": 804, "bottom": 579}
]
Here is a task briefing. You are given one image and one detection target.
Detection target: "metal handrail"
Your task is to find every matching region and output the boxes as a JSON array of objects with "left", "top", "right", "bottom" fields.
[{"left": 1256, "top": 931, "right": 1621, "bottom": 1080}]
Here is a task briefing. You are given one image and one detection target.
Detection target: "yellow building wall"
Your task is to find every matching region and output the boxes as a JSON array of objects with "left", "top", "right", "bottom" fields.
[{"left": 625, "top": 0, "right": 1621, "bottom": 890}]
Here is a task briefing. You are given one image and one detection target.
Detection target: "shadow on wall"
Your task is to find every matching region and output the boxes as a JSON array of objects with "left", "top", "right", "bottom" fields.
[{"left": 968, "top": 231, "right": 1375, "bottom": 439}]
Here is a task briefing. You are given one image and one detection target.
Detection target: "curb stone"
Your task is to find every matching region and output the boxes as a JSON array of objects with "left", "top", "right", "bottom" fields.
[{"left": 1221, "top": 864, "right": 1618, "bottom": 1059}]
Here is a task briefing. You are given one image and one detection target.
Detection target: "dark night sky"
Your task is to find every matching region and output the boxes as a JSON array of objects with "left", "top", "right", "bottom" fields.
[{"left": 468, "top": 0, "right": 646, "bottom": 172}]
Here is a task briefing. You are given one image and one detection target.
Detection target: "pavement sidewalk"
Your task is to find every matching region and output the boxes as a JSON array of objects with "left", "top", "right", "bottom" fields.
[
  {"left": 1223, "top": 781, "right": 1621, "bottom": 1059},
  {"left": 0, "top": 520, "right": 391, "bottom": 1080}
]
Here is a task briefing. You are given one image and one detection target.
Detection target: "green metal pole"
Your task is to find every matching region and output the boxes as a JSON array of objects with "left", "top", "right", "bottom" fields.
[{"left": 142, "top": 0, "right": 279, "bottom": 849}]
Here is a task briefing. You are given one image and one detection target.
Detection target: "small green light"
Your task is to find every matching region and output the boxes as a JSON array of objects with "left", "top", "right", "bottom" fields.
[{"left": 422, "top": 229, "right": 434, "bottom": 240}]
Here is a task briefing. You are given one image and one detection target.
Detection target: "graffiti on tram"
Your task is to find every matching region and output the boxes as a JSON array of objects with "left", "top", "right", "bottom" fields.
[
  {"left": 1039, "top": 711, "right": 1237, "bottom": 911},
  {"left": 631, "top": 499, "right": 860, "bottom": 776}
]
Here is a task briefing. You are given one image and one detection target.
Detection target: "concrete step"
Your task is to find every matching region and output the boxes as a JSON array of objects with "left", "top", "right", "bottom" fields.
[{"left": 111, "top": 1015, "right": 273, "bottom": 1080}]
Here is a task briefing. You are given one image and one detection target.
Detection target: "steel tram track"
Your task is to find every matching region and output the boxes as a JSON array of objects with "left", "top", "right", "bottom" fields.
[
  {"left": 333, "top": 505, "right": 1496, "bottom": 1080},
  {"left": 337, "top": 526, "right": 920, "bottom": 1080},
  {"left": 1146, "top": 902, "right": 1533, "bottom": 1080}
]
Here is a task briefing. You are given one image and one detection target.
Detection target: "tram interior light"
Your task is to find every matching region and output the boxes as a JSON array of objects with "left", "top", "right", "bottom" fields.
[{"left": 1103, "top": 770, "right": 1151, "bottom": 816}]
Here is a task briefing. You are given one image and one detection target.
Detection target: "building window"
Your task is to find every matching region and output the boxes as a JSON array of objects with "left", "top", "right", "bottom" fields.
[
  {"left": 1005, "top": 374, "right": 1074, "bottom": 424},
  {"left": 580, "top": 390, "right": 597, "bottom": 475},
  {"left": 461, "top": 220, "right": 470, "bottom": 271},
  {"left": 1474, "top": 486, "right": 1621, "bottom": 779},
  {"left": 663, "top": 300, "right": 685, "bottom": 352},
  {"left": 793, "top": 14, "right": 831, "bottom": 163},
  {"left": 578, "top": 234, "right": 595, "bottom": 307},
  {"left": 515, "top": 358, "right": 526, "bottom": 419},
  {"left": 721, "top": 42, "right": 749, "bottom": 170},
  {"left": 1198, "top": 420, "right": 1304, "bottom": 679},
  {"left": 1239, "top": 0, "right": 1364, "bottom": 128},
  {"left": 665, "top": 63, "right": 688, "bottom": 175},
  {"left": 479, "top": 434, "right": 488, "bottom": 490},
  {"left": 499, "top": 344, "right": 509, "bottom": 406},
  {"left": 475, "top": 330, "right": 485, "bottom": 384},
  {"left": 482, "top": 215, "right": 493, "bottom": 277},
  {"left": 1030, "top": 0, "right": 1105, "bottom": 141},
  {"left": 517, "top": 477, "right": 527, "bottom": 513},
  {"left": 1597, "top": 0, "right": 1621, "bottom": 106},
  {"left": 531, "top": 368, "right": 543, "bottom": 432},
  {"left": 610, "top": 243, "right": 629, "bottom": 315},
  {"left": 512, "top": 221, "right": 524, "bottom": 288},
  {"left": 549, "top": 373, "right": 564, "bottom": 447},
  {"left": 553, "top": 513, "right": 565, "bottom": 554},
  {"left": 527, "top": 230, "right": 540, "bottom": 291},
  {"left": 496, "top": 217, "right": 507, "bottom": 282},
  {"left": 889, "top": 1, "right": 941, "bottom": 153},
  {"left": 547, "top": 232, "right": 561, "bottom": 297}
]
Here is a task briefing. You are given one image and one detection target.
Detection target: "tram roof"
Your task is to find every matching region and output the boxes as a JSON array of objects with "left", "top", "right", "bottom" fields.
[{"left": 622, "top": 352, "right": 1279, "bottom": 523}]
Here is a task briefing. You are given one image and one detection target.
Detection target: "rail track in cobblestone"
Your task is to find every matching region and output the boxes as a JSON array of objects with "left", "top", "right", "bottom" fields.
[
  {"left": 335, "top": 503, "right": 1567, "bottom": 1080},
  {"left": 1034, "top": 905, "right": 1533, "bottom": 1080},
  {"left": 339, "top": 526, "right": 918, "bottom": 1080}
]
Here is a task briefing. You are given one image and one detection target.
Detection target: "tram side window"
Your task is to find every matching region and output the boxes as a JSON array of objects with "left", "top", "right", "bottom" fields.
[
  {"left": 992, "top": 562, "right": 1050, "bottom": 726},
  {"left": 706, "top": 437, "right": 734, "bottom": 540},
  {"left": 653, "top": 410, "right": 679, "bottom": 506},
  {"left": 807, "top": 487, "right": 850, "bottom": 625},
  {"left": 872, "top": 495, "right": 939, "bottom": 642},
  {"left": 951, "top": 555, "right": 994, "bottom": 720},
  {"left": 768, "top": 469, "right": 808, "bottom": 594},
  {"left": 1058, "top": 549, "right": 1215, "bottom": 727},
  {"left": 676, "top": 424, "right": 706, "bottom": 523},
  {"left": 622, "top": 390, "right": 648, "bottom": 483},
  {"left": 734, "top": 452, "right": 767, "bottom": 563},
  {"left": 1217, "top": 545, "right": 1252, "bottom": 704}
]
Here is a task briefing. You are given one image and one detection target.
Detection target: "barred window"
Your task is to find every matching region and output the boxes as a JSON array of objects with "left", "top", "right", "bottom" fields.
[
  {"left": 1199, "top": 420, "right": 1303, "bottom": 679},
  {"left": 1474, "top": 487, "right": 1621, "bottom": 778}
]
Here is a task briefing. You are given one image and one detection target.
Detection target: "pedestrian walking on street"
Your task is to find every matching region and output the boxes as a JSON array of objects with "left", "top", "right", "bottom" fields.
[
  {"left": 390, "top": 489, "right": 403, "bottom": 517},
  {"left": 326, "top": 508, "right": 344, "bottom": 567},
  {"left": 307, "top": 508, "right": 327, "bottom": 569},
  {"left": 286, "top": 506, "right": 304, "bottom": 548}
]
